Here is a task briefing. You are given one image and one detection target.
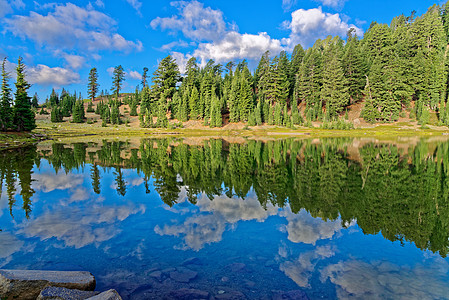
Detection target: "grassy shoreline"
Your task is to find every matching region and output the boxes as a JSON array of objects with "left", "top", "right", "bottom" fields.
[
  {"left": 34, "top": 119, "right": 449, "bottom": 140},
  {"left": 2, "top": 119, "right": 449, "bottom": 150}
]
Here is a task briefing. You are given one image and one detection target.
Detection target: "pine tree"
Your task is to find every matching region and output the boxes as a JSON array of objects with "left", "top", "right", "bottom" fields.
[
  {"left": 31, "top": 93, "right": 39, "bottom": 108},
  {"left": 140, "top": 86, "right": 151, "bottom": 114},
  {"left": 189, "top": 86, "right": 200, "bottom": 120},
  {"left": 87, "top": 101, "right": 95, "bottom": 113},
  {"left": 71, "top": 100, "right": 85, "bottom": 123},
  {"left": 274, "top": 103, "right": 282, "bottom": 125},
  {"left": 87, "top": 67, "right": 99, "bottom": 102},
  {"left": 0, "top": 58, "right": 13, "bottom": 131},
  {"left": 141, "top": 67, "right": 149, "bottom": 88},
  {"left": 111, "top": 105, "right": 120, "bottom": 124},
  {"left": 239, "top": 66, "right": 253, "bottom": 121},
  {"left": 50, "top": 106, "right": 63, "bottom": 122},
  {"left": 209, "top": 93, "right": 222, "bottom": 127},
  {"left": 321, "top": 36, "right": 350, "bottom": 118},
  {"left": 151, "top": 55, "right": 180, "bottom": 103},
  {"left": 111, "top": 65, "right": 125, "bottom": 97},
  {"left": 255, "top": 101, "right": 263, "bottom": 125},
  {"left": 13, "top": 57, "right": 35, "bottom": 131},
  {"left": 130, "top": 98, "right": 138, "bottom": 116},
  {"left": 342, "top": 29, "right": 367, "bottom": 103}
]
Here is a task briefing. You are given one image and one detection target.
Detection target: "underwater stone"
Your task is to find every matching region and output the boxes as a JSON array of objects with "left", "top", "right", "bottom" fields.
[
  {"left": 215, "top": 290, "right": 247, "bottom": 300},
  {"left": 182, "top": 257, "right": 203, "bottom": 266},
  {"left": 148, "top": 271, "right": 163, "bottom": 281},
  {"left": 37, "top": 286, "right": 99, "bottom": 300},
  {"left": 86, "top": 289, "right": 122, "bottom": 300},
  {"left": 271, "top": 290, "right": 309, "bottom": 300},
  {"left": 0, "top": 269, "right": 96, "bottom": 300},
  {"left": 165, "top": 288, "right": 209, "bottom": 299},
  {"left": 169, "top": 268, "right": 197, "bottom": 283}
]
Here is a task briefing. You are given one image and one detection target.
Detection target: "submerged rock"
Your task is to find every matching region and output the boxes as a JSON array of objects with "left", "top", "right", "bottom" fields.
[
  {"left": 227, "top": 263, "right": 249, "bottom": 273},
  {"left": 149, "top": 271, "right": 163, "bottom": 281},
  {"left": 86, "top": 289, "right": 122, "bottom": 300},
  {"left": 182, "top": 257, "right": 203, "bottom": 266},
  {"left": 271, "top": 290, "right": 309, "bottom": 300},
  {"left": 37, "top": 286, "right": 99, "bottom": 300},
  {"left": 215, "top": 290, "right": 246, "bottom": 300},
  {"left": 164, "top": 288, "right": 209, "bottom": 299},
  {"left": 0, "top": 269, "right": 96, "bottom": 300},
  {"left": 169, "top": 268, "right": 197, "bottom": 283}
]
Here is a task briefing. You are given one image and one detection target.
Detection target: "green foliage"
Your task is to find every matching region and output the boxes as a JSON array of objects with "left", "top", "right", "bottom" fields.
[
  {"left": 86, "top": 101, "right": 95, "bottom": 113},
  {"left": 0, "top": 58, "right": 13, "bottom": 131},
  {"left": 274, "top": 103, "right": 282, "bottom": 126},
  {"left": 87, "top": 68, "right": 99, "bottom": 102},
  {"left": 50, "top": 106, "right": 63, "bottom": 122},
  {"left": 111, "top": 65, "right": 125, "bottom": 97},
  {"left": 13, "top": 57, "right": 35, "bottom": 131},
  {"left": 71, "top": 100, "right": 85, "bottom": 123},
  {"left": 209, "top": 93, "right": 222, "bottom": 127},
  {"left": 129, "top": 98, "right": 138, "bottom": 116}
]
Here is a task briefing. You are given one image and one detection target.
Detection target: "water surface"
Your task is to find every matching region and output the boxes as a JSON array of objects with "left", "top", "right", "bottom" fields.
[{"left": 1, "top": 137, "right": 449, "bottom": 299}]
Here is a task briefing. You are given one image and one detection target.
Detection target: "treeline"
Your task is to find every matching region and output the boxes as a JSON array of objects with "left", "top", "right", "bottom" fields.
[
  {"left": 0, "top": 57, "right": 37, "bottom": 132},
  {"left": 80, "top": 2, "right": 449, "bottom": 128},
  {"left": 39, "top": 2, "right": 449, "bottom": 128},
  {"left": 28, "top": 138, "right": 449, "bottom": 257}
]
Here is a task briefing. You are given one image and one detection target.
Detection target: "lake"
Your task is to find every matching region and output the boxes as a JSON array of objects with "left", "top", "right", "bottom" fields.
[{"left": 1, "top": 137, "right": 449, "bottom": 299}]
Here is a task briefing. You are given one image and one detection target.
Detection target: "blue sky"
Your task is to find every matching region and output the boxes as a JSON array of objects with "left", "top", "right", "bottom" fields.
[{"left": 0, "top": 0, "right": 443, "bottom": 100}]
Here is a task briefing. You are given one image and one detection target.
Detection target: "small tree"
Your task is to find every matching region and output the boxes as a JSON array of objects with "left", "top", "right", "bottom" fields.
[
  {"left": 87, "top": 67, "right": 99, "bottom": 102},
  {"left": 111, "top": 65, "right": 125, "bottom": 97},
  {"left": 13, "top": 57, "right": 35, "bottom": 131},
  {"left": 0, "top": 58, "right": 13, "bottom": 131},
  {"left": 51, "top": 106, "right": 63, "bottom": 122}
]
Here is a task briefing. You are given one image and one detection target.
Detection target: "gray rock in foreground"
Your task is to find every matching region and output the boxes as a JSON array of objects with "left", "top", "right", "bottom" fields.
[
  {"left": 86, "top": 289, "right": 122, "bottom": 300},
  {"left": 37, "top": 286, "right": 99, "bottom": 300},
  {"left": 0, "top": 269, "right": 96, "bottom": 300}
]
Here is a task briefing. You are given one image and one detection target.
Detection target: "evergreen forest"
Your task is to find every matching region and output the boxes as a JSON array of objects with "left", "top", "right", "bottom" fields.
[{"left": 37, "top": 2, "right": 449, "bottom": 129}]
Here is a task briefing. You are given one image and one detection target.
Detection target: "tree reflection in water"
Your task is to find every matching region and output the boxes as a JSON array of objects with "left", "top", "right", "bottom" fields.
[{"left": 1, "top": 137, "right": 449, "bottom": 257}]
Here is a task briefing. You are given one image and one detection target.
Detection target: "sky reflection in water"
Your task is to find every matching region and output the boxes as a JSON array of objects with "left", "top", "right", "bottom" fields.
[{"left": 0, "top": 138, "right": 449, "bottom": 299}]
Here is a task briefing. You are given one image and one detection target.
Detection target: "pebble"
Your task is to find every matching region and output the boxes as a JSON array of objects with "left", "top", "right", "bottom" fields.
[{"left": 169, "top": 268, "right": 198, "bottom": 283}]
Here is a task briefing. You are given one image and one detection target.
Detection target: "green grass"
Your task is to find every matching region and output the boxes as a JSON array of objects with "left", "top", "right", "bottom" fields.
[
  {"left": 33, "top": 119, "right": 449, "bottom": 142},
  {"left": 0, "top": 132, "right": 44, "bottom": 150}
]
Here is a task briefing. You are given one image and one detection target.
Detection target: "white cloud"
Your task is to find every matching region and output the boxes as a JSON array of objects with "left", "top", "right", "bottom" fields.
[
  {"left": 155, "top": 214, "right": 226, "bottom": 251},
  {"left": 280, "top": 208, "right": 349, "bottom": 245},
  {"left": 20, "top": 203, "right": 145, "bottom": 248},
  {"left": 0, "top": 0, "right": 24, "bottom": 17},
  {"left": 282, "top": 7, "right": 362, "bottom": 47},
  {"left": 125, "top": 0, "right": 142, "bottom": 15},
  {"left": 320, "top": 259, "right": 449, "bottom": 299},
  {"left": 279, "top": 245, "right": 335, "bottom": 288},
  {"left": 0, "top": 232, "right": 24, "bottom": 262},
  {"left": 314, "top": 0, "right": 348, "bottom": 9},
  {"left": 155, "top": 192, "right": 279, "bottom": 250},
  {"left": 128, "top": 70, "right": 141, "bottom": 80},
  {"left": 62, "top": 53, "right": 85, "bottom": 69},
  {"left": 27, "top": 64, "right": 81, "bottom": 86},
  {"left": 160, "top": 40, "right": 189, "bottom": 52},
  {"left": 0, "top": 0, "right": 12, "bottom": 17},
  {"left": 32, "top": 173, "right": 84, "bottom": 193},
  {"left": 193, "top": 31, "right": 284, "bottom": 65},
  {"left": 107, "top": 67, "right": 115, "bottom": 76},
  {"left": 150, "top": 1, "right": 227, "bottom": 42},
  {"left": 171, "top": 51, "right": 192, "bottom": 74},
  {"left": 4, "top": 3, "right": 143, "bottom": 53},
  {"left": 69, "top": 187, "right": 90, "bottom": 202},
  {"left": 197, "top": 193, "right": 278, "bottom": 223},
  {"left": 94, "top": 0, "right": 104, "bottom": 8},
  {"left": 282, "top": 0, "right": 297, "bottom": 11}
]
